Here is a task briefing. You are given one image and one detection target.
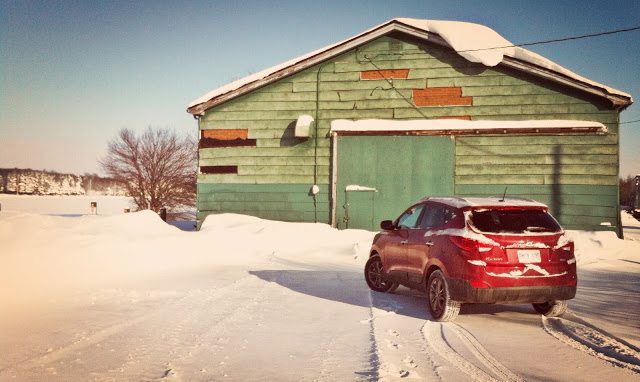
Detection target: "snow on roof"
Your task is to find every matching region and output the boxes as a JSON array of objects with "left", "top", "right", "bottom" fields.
[
  {"left": 425, "top": 196, "right": 548, "bottom": 209},
  {"left": 330, "top": 119, "right": 607, "bottom": 133},
  {"left": 188, "top": 18, "right": 631, "bottom": 113},
  {"left": 395, "top": 19, "right": 631, "bottom": 100}
]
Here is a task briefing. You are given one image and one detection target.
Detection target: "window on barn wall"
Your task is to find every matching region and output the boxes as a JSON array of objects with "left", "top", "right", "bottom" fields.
[{"left": 200, "top": 166, "right": 238, "bottom": 174}]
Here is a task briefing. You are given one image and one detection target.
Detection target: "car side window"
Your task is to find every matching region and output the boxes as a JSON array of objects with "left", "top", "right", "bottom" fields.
[
  {"left": 420, "top": 205, "right": 443, "bottom": 229},
  {"left": 397, "top": 204, "right": 426, "bottom": 229},
  {"left": 420, "top": 205, "right": 456, "bottom": 229},
  {"left": 444, "top": 208, "right": 457, "bottom": 224}
]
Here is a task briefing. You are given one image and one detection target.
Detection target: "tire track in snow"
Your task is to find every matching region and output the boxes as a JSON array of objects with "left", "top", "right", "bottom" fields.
[
  {"left": 0, "top": 313, "right": 150, "bottom": 374},
  {"left": 361, "top": 290, "right": 381, "bottom": 381},
  {"left": 122, "top": 274, "right": 274, "bottom": 381},
  {"left": 446, "top": 323, "right": 523, "bottom": 382},
  {"left": 367, "top": 292, "right": 438, "bottom": 381},
  {"left": 541, "top": 315, "right": 640, "bottom": 374},
  {"left": 2, "top": 274, "right": 263, "bottom": 381},
  {"left": 422, "top": 321, "right": 523, "bottom": 382}
]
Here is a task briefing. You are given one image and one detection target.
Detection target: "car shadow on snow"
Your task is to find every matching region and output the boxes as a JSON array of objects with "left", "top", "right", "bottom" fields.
[
  {"left": 249, "top": 270, "right": 538, "bottom": 320},
  {"left": 250, "top": 270, "right": 429, "bottom": 319}
]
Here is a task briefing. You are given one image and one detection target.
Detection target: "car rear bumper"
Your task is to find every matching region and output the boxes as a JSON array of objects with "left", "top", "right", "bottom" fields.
[{"left": 447, "top": 278, "right": 576, "bottom": 304}]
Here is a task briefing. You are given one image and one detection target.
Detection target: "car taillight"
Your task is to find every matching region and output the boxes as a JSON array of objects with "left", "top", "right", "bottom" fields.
[
  {"left": 557, "top": 241, "right": 574, "bottom": 253},
  {"left": 449, "top": 236, "right": 478, "bottom": 254}
]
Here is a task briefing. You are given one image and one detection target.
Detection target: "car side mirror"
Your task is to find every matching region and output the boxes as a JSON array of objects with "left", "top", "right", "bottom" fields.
[{"left": 380, "top": 220, "right": 395, "bottom": 230}]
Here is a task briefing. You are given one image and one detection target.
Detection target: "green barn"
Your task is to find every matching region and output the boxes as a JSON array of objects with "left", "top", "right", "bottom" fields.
[{"left": 186, "top": 18, "right": 632, "bottom": 235}]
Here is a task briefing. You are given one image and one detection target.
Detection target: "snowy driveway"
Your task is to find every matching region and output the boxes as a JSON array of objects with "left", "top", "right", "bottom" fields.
[{"left": 1, "top": 211, "right": 639, "bottom": 381}]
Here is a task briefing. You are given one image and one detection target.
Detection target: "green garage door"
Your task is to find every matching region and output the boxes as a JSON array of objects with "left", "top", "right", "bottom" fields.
[{"left": 336, "top": 135, "right": 455, "bottom": 230}]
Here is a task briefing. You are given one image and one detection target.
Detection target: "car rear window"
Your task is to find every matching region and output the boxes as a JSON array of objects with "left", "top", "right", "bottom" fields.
[{"left": 470, "top": 209, "right": 562, "bottom": 233}]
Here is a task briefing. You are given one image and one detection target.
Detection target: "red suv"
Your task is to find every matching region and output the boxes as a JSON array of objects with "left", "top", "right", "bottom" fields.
[{"left": 364, "top": 197, "right": 577, "bottom": 321}]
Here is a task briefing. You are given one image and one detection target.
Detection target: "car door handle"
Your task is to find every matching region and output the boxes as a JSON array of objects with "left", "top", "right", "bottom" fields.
[
  {"left": 425, "top": 241, "right": 434, "bottom": 246},
  {"left": 400, "top": 240, "right": 409, "bottom": 245}
]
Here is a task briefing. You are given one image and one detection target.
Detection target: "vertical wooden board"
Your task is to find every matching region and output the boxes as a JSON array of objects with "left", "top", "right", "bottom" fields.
[{"left": 336, "top": 135, "right": 455, "bottom": 230}]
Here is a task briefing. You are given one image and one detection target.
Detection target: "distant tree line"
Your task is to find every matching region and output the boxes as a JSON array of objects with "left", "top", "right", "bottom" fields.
[{"left": 0, "top": 168, "right": 126, "bottom": 196}]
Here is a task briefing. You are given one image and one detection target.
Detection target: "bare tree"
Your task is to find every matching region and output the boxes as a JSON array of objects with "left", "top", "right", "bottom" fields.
[{"left": 100, "top": 127, "right": 196, "bottom": 215}]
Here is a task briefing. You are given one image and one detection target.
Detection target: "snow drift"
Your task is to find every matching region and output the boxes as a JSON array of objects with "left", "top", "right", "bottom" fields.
[{"left": 0, "top": 211, "right": 374, "bottom": 313}]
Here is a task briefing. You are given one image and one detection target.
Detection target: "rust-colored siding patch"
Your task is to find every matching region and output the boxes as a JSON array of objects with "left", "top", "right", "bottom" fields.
[
  {"left": 199, "top": 129, "right": 255, "bottom": 148},
  {"left": 200, "top": 165, "right": 238, "bottom": 174},
  {"left": 202, "top": 129, "right": 249, "bottom": 140},
  {"left": 361, "top": 69, "right": 410, "bottom": 80},
  {"left": 413, "top": 87, "right": 473, "bottom": 107}
]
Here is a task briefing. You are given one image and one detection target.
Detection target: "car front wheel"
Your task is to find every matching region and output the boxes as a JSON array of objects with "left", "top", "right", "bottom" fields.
[
  {"left": 427, "top": 270, "right": 461, "bottom": 322},
  {"left": 364, "top": 256, "right": 398, "bottom": 293},
  {"left": 532, "top": 300, "right": 568, "bottom": 317}
]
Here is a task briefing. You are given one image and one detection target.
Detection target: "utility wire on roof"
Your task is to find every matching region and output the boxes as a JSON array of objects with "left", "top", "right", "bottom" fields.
[
  {"left": 619, "top": 119, "right": 640, "bottom": 125},
  {"left": 357, "top": 48, "right": 432, "bottom": 119},
  {"left": 458, "top": 26, "right": 640, "bottom": 53},
  {"left": 356, "top": 25, "right": 639, "bottom": 115}
]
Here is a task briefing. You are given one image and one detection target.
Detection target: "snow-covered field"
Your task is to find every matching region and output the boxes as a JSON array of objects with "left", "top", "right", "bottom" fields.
[{"left": 1, "top": 199, "right": 639, "bottom": 381}]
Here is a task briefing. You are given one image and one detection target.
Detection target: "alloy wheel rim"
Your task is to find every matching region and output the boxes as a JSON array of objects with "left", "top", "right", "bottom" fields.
[
  {"left": 429, "top": 278, "right": 445, "bottom": 316},
  {"left": 368, "top": 260, "right": 385, "bottom": 289}
]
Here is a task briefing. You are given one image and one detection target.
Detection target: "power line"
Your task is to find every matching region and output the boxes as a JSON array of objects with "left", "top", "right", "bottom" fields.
[
  {"left": 355, "top": 26, "right": 640, "bottom": 118},
  {"left": 459, "top": 26, "right": 640, "bottom": 53}
]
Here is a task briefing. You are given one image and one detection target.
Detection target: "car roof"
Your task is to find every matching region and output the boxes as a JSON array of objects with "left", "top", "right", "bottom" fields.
[{"left": 417, "top": 196, "right": 548, "bottom": 209}]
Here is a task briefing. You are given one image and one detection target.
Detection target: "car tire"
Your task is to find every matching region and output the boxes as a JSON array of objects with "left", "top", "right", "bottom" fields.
[
  {"left": 427, "top": 270, "right": 461, "bottom": 322},
  {"left": 364, "top": 256, "right": 398, "bottom": 293},
  {"left": 532, "top": 300, "right": 568, "bottom": 317}
]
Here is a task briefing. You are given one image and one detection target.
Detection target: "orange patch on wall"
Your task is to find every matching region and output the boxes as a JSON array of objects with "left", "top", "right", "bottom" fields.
[
  {"left": 361, "top": 69, "right": 410, "bottom": 80},
  {"left": 201, "top": 129, "right": 248, "bottom": 140},
  {"left": 413, "top": 87, "right": 473, "bottom": 107}
]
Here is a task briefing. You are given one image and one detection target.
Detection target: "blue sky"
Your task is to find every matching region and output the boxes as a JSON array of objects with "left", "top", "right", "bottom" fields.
[{"left": 1, "top": 0, "right": 639, "bottom": 176}]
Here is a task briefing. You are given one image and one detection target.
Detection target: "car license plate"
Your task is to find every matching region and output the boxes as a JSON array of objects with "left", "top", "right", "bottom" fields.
[{"left": 517, "top": 249, "right": 541, "bottom": 263}]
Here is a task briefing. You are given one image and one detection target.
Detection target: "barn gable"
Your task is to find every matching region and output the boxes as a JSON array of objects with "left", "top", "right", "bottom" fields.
[{"left": 189, "top": 20, "right": 632, "bottom": 234}]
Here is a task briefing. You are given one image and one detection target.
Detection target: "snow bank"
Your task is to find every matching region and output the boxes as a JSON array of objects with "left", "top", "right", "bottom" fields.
[
  {"left": 200, "top": 213, "right": 375, "bottom": 267},
  {"left": 0, "top": 211, "right": 374, "bottom": 314},
  {"left": 2, "top": 207, "right": 637, "bottom": 317},
  {"left": 567, "top": 229, "right": 640, "bottom": 269}
]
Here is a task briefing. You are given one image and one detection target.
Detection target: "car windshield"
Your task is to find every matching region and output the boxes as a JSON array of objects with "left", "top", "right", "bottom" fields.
[{"left": 470, "top": 209, "right": 562, "bottom": 234}]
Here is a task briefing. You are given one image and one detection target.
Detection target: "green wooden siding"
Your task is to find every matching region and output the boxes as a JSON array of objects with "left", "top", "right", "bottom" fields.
[
  {"left": 196, "top": 34, "right": 621, "bottom": 232},
  {"left": 454, "top": 134, "right": 620, "bottom": 232},
  {"left": 196, "top": 184, "right": 330, "bottom": 228}
]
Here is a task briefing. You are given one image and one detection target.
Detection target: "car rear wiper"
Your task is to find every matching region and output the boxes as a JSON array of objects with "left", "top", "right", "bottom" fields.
[{"left": 526, "top": 226, "right": 551, "bottom": 232}]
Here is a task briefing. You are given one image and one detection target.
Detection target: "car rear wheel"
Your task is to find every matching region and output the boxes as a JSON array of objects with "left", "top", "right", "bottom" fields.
[
  {"left": 427, "top": 270, "right": 461, "bottom": 322},
  {"left": 364, "top": 256, "right": 398, "bottom": 293},
  {"left": 532, "top": 300, "right": 568, "bottom": 317}
]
